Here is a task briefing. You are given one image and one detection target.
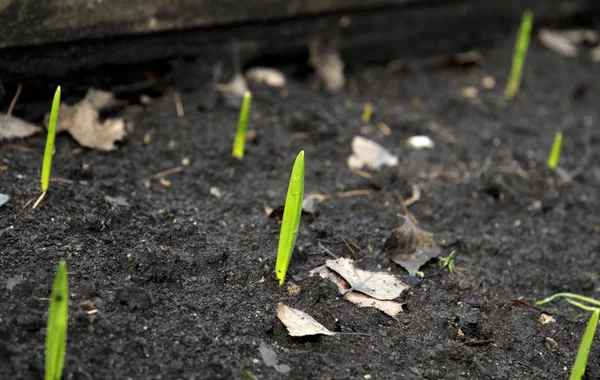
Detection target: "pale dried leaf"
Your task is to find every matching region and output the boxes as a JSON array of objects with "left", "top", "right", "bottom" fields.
[
  {"left": 276, "top": 303, "right": 335, "bottom": 337},
  {"left": 258, "top": 342, "right": 291, "bottom": 373},
  {"left": 309, "top": 34, "right": 345, "bottom": 92},
  {"left": 0, "top": 114, "right": 42, "bottom": 140},
  {"left": 347, "top": 136, "right": 398, "bottom": 170},
  {"left": 215, "top": 73, "right": 248, "bottom": 97},
  {"left": 246, "top": 67, "right": 286, "bottom": 87},
  {"left": 325, "top": 258, "right": 408, "bottom": 300},
  {"left": 383, "top": 216, "right": 442, "bottom": 276},
  {"left": 50, "top": 89, "right": 130, "bottom": 151},
  {"left": 538, "top": 29, "right": 578, "bottom": 58},
  {"left": 309, "top": 265, "right": 404, "bottom": 318}
]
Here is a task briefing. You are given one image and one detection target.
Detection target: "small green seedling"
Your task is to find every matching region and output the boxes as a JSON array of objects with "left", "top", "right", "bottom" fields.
[
  {"left": 571, "top": 308, "right": 599, "bottom": 380},
  {"left": 275, "top": 151, "right": 305, "bottom": 285},
  {"left": 438, "top": 251, "right": 456, "bottom": 275},
  {"left": 45, "top": 260, "right": 69, "bottom": 380},
  {"left": 34, "top": 86, "right": 61, "bottom": 209},
  {"left": 547, "top": 131, "right": 562, "bottom": 170},
  {"left": 536, "top": 293, "right": 600, "bottom": 379},
  {"left": 504, "top": 10, "right": 533, "bottom": 102},
  {"left": 361, "top": 103, "right": 373, "bottom": 123},
  {"left": 536, "top": 293, "right": 600, "bottom": 309},
  {"left": 232, "top": 91, "right": 252, "bottom": 159}
]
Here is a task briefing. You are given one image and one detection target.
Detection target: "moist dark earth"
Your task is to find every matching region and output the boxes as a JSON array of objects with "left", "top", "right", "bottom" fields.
[{"left": 1, "top": 29, "right": 600, "bottom": 379}]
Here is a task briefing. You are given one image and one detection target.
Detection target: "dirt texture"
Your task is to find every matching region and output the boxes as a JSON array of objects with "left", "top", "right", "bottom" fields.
[{"left": 1, "top": 33, "right": 600, "bottom": 379}]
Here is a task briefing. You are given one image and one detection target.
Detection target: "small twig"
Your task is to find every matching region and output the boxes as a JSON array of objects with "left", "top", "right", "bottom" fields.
[
  {"left": 22, "top": 196, "right": 36, "bottom": 209},
  {"left": 7, "top": 144, "right": 36, "bottom": 153},
  {"left": 318, "top": 242, "right": 338, "bottom": 259},
  {"left": 351, "top": 168, "right": 373, "bottom": 181},
  {"left": 341, "top": 237, "right": 356, "bottom": 257},
  {"left": 395, "top": 190, "right": 419, "bottom": 225},
  {"left": 490, "top": 165, "right": 529, "bottom": 180},
  {"left": 50, "top": 178, "right": 74, "bottom": 184},
  {"left": 174, "top": 91, "right": 185, "bottom": 119},
  {"left": 150, "top": 166, "right": 184, "bottom": 179},
  {"left": 404, "top": 184, "right": 421, "bottom": 207},
  {"left": 6, "top": 84, "right": 23, "bottom": 117},
  {"left": 32, "top": 191, "right": 47, "bottom": 209},
  {"left": 338, "top": 189, "right": 370, "bottom": 198}
]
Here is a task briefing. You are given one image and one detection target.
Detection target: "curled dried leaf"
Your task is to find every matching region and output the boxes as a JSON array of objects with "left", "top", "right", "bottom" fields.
[
  {"left": 276, "top": 303, "right": 335, "bottom": 337},
  {"left": 309, "top": 33, "right": 345, "bottom": 92},
  {"left": 384, "top": 216, "right": 442, "bottom": 276},
  {"left": 347, "top": 136, "right": 398, "bottom": 170},
  {"left": 325, "top": 258, "right": 408, "bottom": 300},
  {"left": 49, "top": 89, "right": 131, "bottom": 151},
  {"left": 0, "top": 114, "right": 42, "bottom": 140}
]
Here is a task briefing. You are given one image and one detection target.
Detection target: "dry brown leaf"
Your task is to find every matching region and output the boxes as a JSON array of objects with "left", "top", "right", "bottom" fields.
[
  {"left": 246, "top": 67, "right": 286, "bottom": 88},
  {"left": 0, "top": 114, "right": 42, "bottom": 140},
  {"left": 258, "top": 342, "right": 291, "bottom": 374},
  {"left": 310, "top": 265, "right": 404, "bottom": 318},
  {"left": 538, "top": 29, "right": 578, "bottom": 58},
  {"left": 383, "top": 216, "right": 442, "bottom": 276},
  {"left": 51, "top": 89, "right": 130, "bottom": 151},
  {"left": 347, "top": 136, "right": 398, "bottom": 170},
  {"left": 215, "top": 73, "right": 248, "bottom": 97},
  {"left": 309, "top": 33, "right": 345, "bottom": 92},
  {"left": 276, "top": 303, "right": 335, "bottom": 337},
  {"left": 325, "top": 258, "right": 408, "bottom": 301}
]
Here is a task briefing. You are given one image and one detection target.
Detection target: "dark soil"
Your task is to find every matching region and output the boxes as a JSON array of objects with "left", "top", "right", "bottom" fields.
[{"left": 1, "top": 33, "right": 600, "bottom": 380}]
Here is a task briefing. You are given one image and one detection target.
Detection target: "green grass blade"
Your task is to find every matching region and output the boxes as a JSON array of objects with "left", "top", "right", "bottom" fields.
[
  {"left": 41, "top": 86, "right": 61, "bottom": 192},
  {"left": 275, "top": 151, "right": 305, "bottom": 285},
  {"left": 547, "top": 131, "right": 562, "bottom": 170},
  {"left": 570, "top": 308, "right": 599, "bottom": 380},
  {"left": 361, "top": 103, "right": 373, "bottom": 123},
  {"left": 232, "top": 91, "right": 252, "bottom": 159},
  {"left": 504, "top": 10, "right": 533, "bottom": 102},
  {"left": 45, "top": 260, "right": 69, "bottom": 380},
  {"left": 536, "top": 293, "right": 600, "bottom": 308}
]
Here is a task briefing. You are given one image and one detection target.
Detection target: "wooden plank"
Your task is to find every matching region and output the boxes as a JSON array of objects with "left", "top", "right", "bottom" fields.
[{"left": 0, "top": 0, "right": 416, "bottom": 48}]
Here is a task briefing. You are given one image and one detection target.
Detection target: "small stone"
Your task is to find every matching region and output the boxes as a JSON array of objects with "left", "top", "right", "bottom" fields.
[
  {"left": 481, "top": 76, "right": 496, "bottom": 89},
  {"left": 539, "top": 313, "right": 556, "bottom": 325},
  {"left": 461, "top": 86, "right": 478, "bottom": 98}
]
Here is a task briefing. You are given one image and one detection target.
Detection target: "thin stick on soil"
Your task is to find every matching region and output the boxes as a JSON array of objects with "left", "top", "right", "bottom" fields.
[
  {"left": 150, "top": 166, "right": 184, "bottom": 179},
  {"left": 318, "top": 242, "right": 338, "bottom": 259},
  {"left": 396, "top": 190, "right": 419, "bottom": 225},
  {"left": 174, "top": 91, "right": 184, "bottom": 119},
  {"left": 338, "top": 189, "right": 370, "bottom": 198},
  {"left": 6, "top": 83, "right": 23, "bottom": 117},
  {"left": 341, "top": 238, "right": 356, "bottom": 257},
  {"left": 351, "top": 168, "right": 373, "bottom": 181}
]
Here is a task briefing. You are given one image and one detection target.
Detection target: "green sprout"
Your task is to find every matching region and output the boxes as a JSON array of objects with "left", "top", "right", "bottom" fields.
[
  {"left": 504, "top": 10, "right": 533, "bottom": 102},
  {"left": 571, "top": 308, "right": 600, "bottom": 380},
  {"left": 232, "top": 91, "right": 252, "bottom": 159},
  {"left": 275, "top": 151, "right": 305, "bottom": 285},
  {"left": 438, "top": 251, "right": 455, "bottom": 275},
  {"left": 45, "top": 260, "right": 69, "bottom": 380},
  {"left": 536, "top": 293, "right": 600, "bottom": 379},
  {"left": 34, "top": 86, "right": 61, "bottom": 209},
  {"left": 361, "top": 103, "right": 373, "bottom": 123},
  {"left": 547, "top": 131, "right": 562, "bottom": 170}
]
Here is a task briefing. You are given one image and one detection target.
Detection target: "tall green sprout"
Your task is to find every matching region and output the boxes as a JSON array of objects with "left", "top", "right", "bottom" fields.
[
  {"left": 275, "top": 151, "right": 305, "bottom": 285},
  {"left": 232, "top": 91, "right": 252, "bottom": 159},
  {"left": 571, "top": 309, "right": 599, "bottom": 380},
  {"left": 41, "top": 86, "right": 61, "bottom": 192},
  {"left": 536, "top": 293, "right": 600, "bottom": 379},
  {"left": 45, "top": 260, "right": 69, "bottom": 380},
  {"left": 504, "top": 10, "right": 533, "bottom": 102},
  {"left": 547, "top": 131, "right": 562, "bottom": 170}
]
